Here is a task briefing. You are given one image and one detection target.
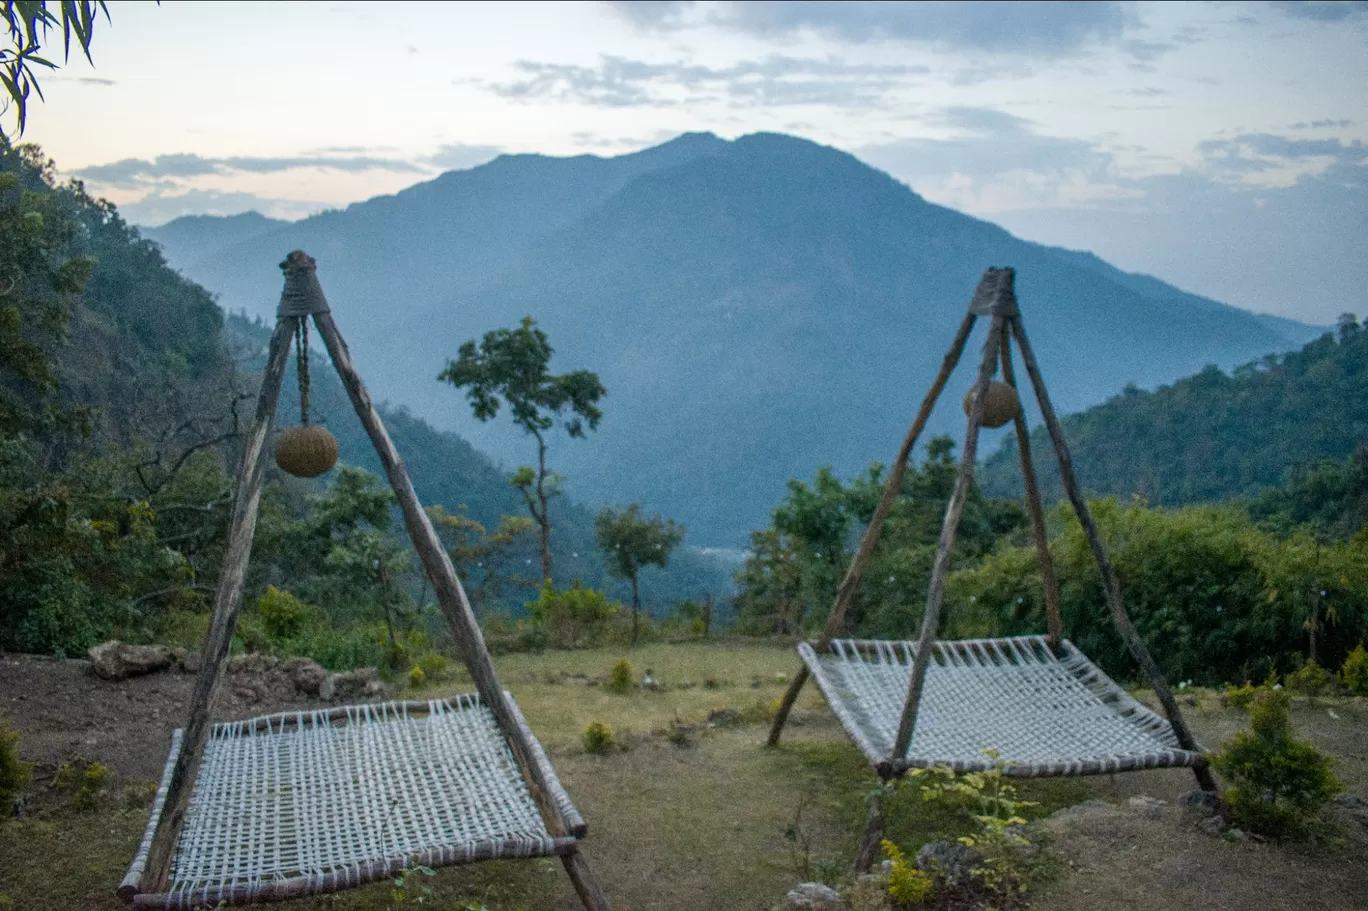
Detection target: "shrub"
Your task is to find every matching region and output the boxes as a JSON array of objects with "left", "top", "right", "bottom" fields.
[
  {"left": 1223, "top": 681, "right": 1264, "bottom": 710},
  {"left": 1284, "top": 659, "right": 1342, "bottom": 697},
  {"left": 257, "top": 586, "right": 313, "bottom": 641},
  {"left": 1213, "top": 688, "right": 1343, "bottom": 836},
  {"left": 72, "top": 761, "right": 109, "bottom": 811},
  {"left": 525, "top": 581, "right": 621, "bottom": 649},
  {"left": 1340, "top": 644, "right": 1368, "bottom": 694},
  {"left": 583, "top": 721, "right": 616, "bottom": 755},
  {"left": 0, "top": 719, "right": 32, "bottom": 817},
  {"left": 417, "top": 652, "right": 455, "bottom": 683},
  {"left": 608, "top": 659, "right": 633, "bottom": 695},
  {"left": 882, "top": 839, "right": 933, "bottom": 907},
  {"left": 407, "top": 665, "right": 426, "bottom": 688}
]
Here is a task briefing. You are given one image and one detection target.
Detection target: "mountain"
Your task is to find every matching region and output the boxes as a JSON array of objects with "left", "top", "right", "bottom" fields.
[
  {"left": 979, "top": 322, "right": 1368, "bottom": 506},
  {"left": 145, "top": 132, "right": 1322, "bottom": 547}
]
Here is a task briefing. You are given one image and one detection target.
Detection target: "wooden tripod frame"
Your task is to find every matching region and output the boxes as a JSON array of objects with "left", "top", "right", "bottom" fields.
[
  {"left": 766, "top": 267, "right": 1215, "bottom": 796},
  {"left": 126, "top": 252, "right": 610, "bottom": 910}
]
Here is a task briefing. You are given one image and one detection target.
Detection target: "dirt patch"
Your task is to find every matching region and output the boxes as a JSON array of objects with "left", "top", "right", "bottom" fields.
[{"left": 0, "top": 653, "right": 334, "bottom": 783}]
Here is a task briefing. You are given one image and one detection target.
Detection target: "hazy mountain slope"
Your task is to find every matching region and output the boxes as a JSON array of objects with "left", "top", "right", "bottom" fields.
[{"left": 145, "top": 132, "right": 1319, "bottom": 546}]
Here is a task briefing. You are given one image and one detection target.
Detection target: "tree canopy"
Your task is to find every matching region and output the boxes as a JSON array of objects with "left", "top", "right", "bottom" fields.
[{"left": 595, "top": 502, "right": 683, "bottom": 642}]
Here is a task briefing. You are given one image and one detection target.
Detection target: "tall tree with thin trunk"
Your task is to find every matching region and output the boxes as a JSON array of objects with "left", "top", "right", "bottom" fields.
[
  {"left": 595, "top": 502, "right": 684, "bottom": 643},
  {"left": 439, "top": 317, "right": 604, "bottom": 582}
]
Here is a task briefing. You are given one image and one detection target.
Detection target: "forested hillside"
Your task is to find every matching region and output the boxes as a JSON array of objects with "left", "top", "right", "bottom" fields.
[
  {"left": 981, "top": 317, "right": 1368, "bottom": 506},
  {"left": 0, "top": 144, "right": 728, "bottom": 661}
]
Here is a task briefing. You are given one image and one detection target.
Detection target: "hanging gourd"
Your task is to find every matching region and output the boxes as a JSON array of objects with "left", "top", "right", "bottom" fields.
[
  {"left": 963, "top": 380, "right": 1020, "bottom": 429},
  {"left": 275, "top": 317, "right": 338, "bottom": 477}
]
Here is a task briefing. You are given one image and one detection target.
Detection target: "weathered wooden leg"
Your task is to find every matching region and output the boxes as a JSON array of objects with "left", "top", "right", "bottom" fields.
[
  {"left": 130, "top": 315, "right": 296, "bottom": 899},
  {"left": 998, "top": 333, "right": 1063, "bottom": 648},
  {"left": 768, "top": 312, "right": 977, "bottom": 747},
  {"left": 853, "top": 788, "right": 888, "bottom": 874},
  {"left": 1007, "top": 314, "right": 1218, "bottom": 792},
  {"left": 892, "top": 314, "right": 1007, "bottom": 760},
  {"left": 562, "top": 846, "right": 613, "bottom": 911}
]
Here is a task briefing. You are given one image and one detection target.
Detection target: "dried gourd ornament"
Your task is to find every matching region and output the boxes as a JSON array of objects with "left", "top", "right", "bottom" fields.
[
  {"left": 274, "top": 317, "right": 338, "bottom": 477},
  {"left": 963, "top": 380, "right": 1021, "bottom": 429}
]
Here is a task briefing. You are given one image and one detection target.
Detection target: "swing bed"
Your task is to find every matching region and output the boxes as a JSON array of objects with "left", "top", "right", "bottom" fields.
[
  {"left": 117, "top": 253, "right": 611, "bottom": 909},
  {"left": 765, "top": 268, "right": 1215, "bottom": 867}
]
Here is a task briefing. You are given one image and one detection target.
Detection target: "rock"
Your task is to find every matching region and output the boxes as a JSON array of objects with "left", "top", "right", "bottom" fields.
[
  {"left": 707, "top": 708, "right": 743, "bottom": 727},
  {"left": 1180, "top": 789, "right": 1227, "bottom": 820},
  {"left": 641, "top": 671, "right": 660, "bottom": 692},
  {"left": 88, "top": 641, "right": 174, "bottom": 680},
  {"left": 1223, "top": 827, "right": 1249, "bottom": 843},
  {"left": 1197, "top": 814, "right": 1228, "bottom": 837},
  {"left": 783, "top": 882, "right": 845, "bottom": 911},
  {"left": 1128, "top": 795, "right": 1168, "bottom": 818},
  {"left": 330, "top": 667, "right": 383, "bottom": 701},
  {"left": 1048, "top": 798, "right": 1112, "bottom": 821},
  {"left": 1333, "top": 794, "right": 1368, "bottom": 810},
  {"left": 916, "top": 839, "right": 984, "bottom": 889},
  {"left": 282, "top": 656, "right": 330, "bottom": 697}
]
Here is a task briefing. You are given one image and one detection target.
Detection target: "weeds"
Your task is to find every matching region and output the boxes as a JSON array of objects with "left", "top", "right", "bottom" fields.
[
  {"left": 583, "top": 721, "right": 616, "bottom": 755},
  {"left": 0, "top": 718, "right": 31, "bottom": 818}
]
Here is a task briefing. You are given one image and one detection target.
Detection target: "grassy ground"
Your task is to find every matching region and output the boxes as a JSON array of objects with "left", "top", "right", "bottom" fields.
[{"left": 2, "top": 641, "right": 1367, "bottom": 910}]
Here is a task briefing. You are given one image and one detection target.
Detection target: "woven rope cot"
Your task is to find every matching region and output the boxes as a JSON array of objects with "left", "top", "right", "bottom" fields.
[
  {"left": 118, "top": 253, "right": 610, "bottom": 909},
  {"left": 124, "top": 696, "right": 581, "bottom": 908},
  {"left": 767, "top": 268, "right": 1215, "bottom": 872},
  {"left": 800, "top": 637, "right": 1203, "bottom": 777}
]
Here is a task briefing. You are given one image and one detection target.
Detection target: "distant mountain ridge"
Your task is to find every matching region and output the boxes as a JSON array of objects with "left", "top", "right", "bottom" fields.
[{"left": 144, "top": 132, "right": 1321, "bottom": 546}]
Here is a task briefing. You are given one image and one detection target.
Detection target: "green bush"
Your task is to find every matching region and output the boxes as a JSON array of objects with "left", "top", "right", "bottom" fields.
[
  {"left": 583, "top": 721, "right": 616, "bottom": 755},
  {"left": 1213, "top": 688, "right": 1343, "bottom": 836},
  {"left": 407, "top": 665, "right": 426, "bottom": 688},
  {"left": 417, "top": 652, "right": 455, "bottom": 683},
  {"left": 1223, "top": 681, "right": 1264, "bottom": 710},
  {"left": 257, "top": 585, "right": 314, "bottom": 640},
  {"left": 881, "top": 839, "right": 933, "bottom": 907},
  {"left": 525, "top": 581, "right": 621, "bottom": 649},
  {"left": 1341, "top": 644, "right": 1368, "bottom": 695},
  {"left": 0, "top": 719, "right": 32, "bottom": 817},
  {"left": 608, "top": 659, "right": 634, "bottom": 694},
  {"left": 1285, "top": 659, "right": 1342, "bottom": 697}
]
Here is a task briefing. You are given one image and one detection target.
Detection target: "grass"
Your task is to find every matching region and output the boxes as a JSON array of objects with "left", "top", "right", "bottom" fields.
[{"left": 3, "top": 642, "right": 1363, "bottom": 910}]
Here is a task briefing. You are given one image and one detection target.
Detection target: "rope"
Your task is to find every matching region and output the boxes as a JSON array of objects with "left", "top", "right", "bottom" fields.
[{"left": 294, "top": 318, "right": 311, "bottom": 426}]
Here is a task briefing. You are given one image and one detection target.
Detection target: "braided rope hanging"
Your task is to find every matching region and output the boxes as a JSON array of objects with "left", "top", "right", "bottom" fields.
[{"left": 275, "top": 317, "right": 339, "bottom": 478}]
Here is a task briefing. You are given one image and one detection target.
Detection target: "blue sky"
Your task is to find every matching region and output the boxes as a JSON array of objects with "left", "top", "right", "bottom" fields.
[{"left": 18, "top": 0, "right": 1368, "bottom": 323}]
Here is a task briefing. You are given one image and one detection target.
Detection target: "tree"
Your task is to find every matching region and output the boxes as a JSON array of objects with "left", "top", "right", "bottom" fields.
[
  {"left": 594, "top": 502, "right": 683, "bottom": 643},
  {"left": 427, "top": 504, "right": 536, "bottom": 612},
  {"left": 439, "top": 317, "right": 604, "bottom": 582},
  {"left": 3, "top": 1, "right": 111, "bottom": 141}
]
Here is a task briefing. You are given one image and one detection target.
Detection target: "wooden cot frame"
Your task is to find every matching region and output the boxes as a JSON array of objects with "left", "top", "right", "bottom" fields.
[
  {"left": 118, "top": 252, "right": 611, "bottom": 910},
  {"left": 763, "top": 267, "right": 1217, "bottom": 869}
]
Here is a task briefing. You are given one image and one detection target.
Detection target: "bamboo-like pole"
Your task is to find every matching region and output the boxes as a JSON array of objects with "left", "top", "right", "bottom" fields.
[
  {"left": 767, "top": 311, "right": 977, "bottom": 747},
  {"left": 562, "top": 847, "right": 613, "bottom": 909},
  {"left": 1007, "top": 315, "right": 1217, "bottom": 793},
  {"left": 133, "top": 316, "right": 296, "bottom": 898},
  {"left": 891, "top": 314, "right": 1007, "bottom": 760},
  {"left": 853, "top": 790, "right": 887, "bottom": 874},
  {"left": 998, "top": 332, "right": 1063, "bottom": 648}
]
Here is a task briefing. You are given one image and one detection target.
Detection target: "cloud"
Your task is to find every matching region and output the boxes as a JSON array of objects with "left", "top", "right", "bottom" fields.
[
  {"left": 1291, "top": 119, "right": 1355, "bottom": 129},
  {"left": 76, "top": 153, "right": 426, "bottom": 189},
  {"left": 117, "top": 188, "right": 317, "bottom": 227},
  {"left": 421, "top": 142, "right": 503, "bottom": 171},
  {"left": 478, "top": 54, "right": 927, "bottom": 109},
  {"left": 608, "top": 1, "right": 1133, "bottom": 57},
  {"left": 1269, "top": 1, "right": 1368, "bottom": 22}
]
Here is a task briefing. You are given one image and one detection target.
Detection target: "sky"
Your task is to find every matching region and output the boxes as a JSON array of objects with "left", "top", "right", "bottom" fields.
[{"left": 14, "top": 0, "right": 1368, "bottom": 324}]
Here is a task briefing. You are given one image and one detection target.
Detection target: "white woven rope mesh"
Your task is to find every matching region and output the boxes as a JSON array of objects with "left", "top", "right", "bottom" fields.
[
  {"left": 166, "top": 695, "right": 556, "bottom": 901},
  {"left": 802, "top": 636, "right": 1200, "bottom": 774}
]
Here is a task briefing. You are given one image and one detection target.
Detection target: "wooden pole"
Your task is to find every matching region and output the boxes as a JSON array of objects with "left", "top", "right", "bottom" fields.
[
  {"left": 997, "top": 332, "right": 1063, "bottom": 648},
  {"left": 891, "top": 314, "right": 1007, "bottom": 761},
  {"left": 767, "top": 311, "right": 977, "bottom": 747},
  {"left": 134, "top": 316, "right": 296, "bottom": 897},
  {"left": 853, "top": 790, "right": 887, "bottom": 874},
  {"left": 310, "top": 298, "right": 613, "bottom": 905},
  {"left": 562, "top": 847, "right": 613, "bottom": 910},
  {"left": 1007, "top": 315, "right": 1217, "bottom": 792}
]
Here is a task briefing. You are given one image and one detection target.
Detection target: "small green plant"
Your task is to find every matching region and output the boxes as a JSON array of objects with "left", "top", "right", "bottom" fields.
[
  {"left": 71, "top": 761, "right": 109, "bottom": 811},
  {"left": 0, "top": 719, "right": 32, "bottom": 817},
  {"left": 583, "top": 721, "right": 616, "bottom": 755},
  {"left": 1340, "top": 644, "right": 1368, "bottom": 695},
  {"left": 1223, "top": 680, "right": 1264, "bottom": 710},
  {"left": 1213, "top": 687, "right": 1343, "bottom": 837},
  {"left": 407, "top": 665, "right": 426, "bottom": 688},
  {"left": 390, "top": 863, "right": 436, "bottom": 905},
  {"left": 1284, "top": 659, "right": 1342, "bottom": 697},
  {"left": 881, "top": 839, "right": 933, "bottom": 907},
  {"left": 417, "top": 652, "right": 455, "bottom": 683},
  {"left": 608, "top": 658, "right": 633, "bottom": 694},
  {"left": 257, "top": 585, "right": 314, "bottom": 641}
]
